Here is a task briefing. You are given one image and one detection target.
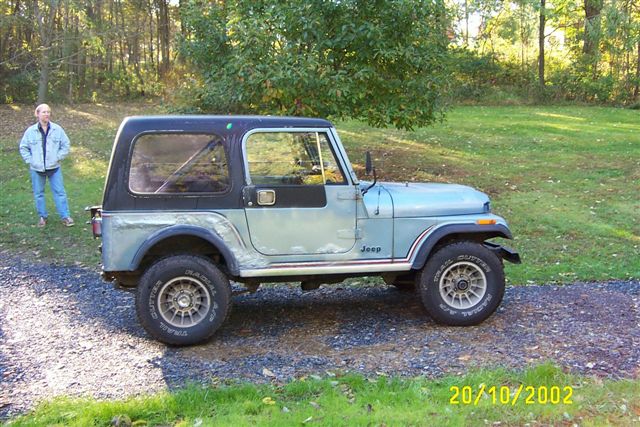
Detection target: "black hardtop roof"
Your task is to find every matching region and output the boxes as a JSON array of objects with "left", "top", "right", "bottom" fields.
[{"left": 122, "top": 115, "right": 334, "bottom": 129}]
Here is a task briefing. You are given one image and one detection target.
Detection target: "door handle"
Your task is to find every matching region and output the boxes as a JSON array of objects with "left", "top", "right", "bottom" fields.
[{"left": 257, "top": 189, "right": 276, "bottom": 206}]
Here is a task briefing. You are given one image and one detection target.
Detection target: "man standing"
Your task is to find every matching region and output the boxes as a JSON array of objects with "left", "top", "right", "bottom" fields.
[{"left": 19, "top": 104, "right": 74, "bottom": 227}]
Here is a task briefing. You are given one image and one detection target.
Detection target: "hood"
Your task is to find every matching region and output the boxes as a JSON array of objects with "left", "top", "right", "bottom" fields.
[{"left": 380, "top": 182, "right": 490, "bottom": 217}]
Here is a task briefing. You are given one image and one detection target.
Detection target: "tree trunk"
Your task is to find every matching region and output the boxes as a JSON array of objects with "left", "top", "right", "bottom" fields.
[
  {"left": 37, "top": 48, "right": 50, "bottom": 103},
  {"left": 538, "top": 0, "right": 545, "bottom": 88},
  {"left": 34, "top": 0, "right": 59, "bottom": 103},
  {"left": 148, "top": 0, "right": 154, "bottom": 71},
  {"left": 464, "top": 0, "right": 469, "bottom": 46},
  {"left": 634, "top": 41, "right": 640, "bottom": 100},
  {"left": 156, "top": 0, "right": 170, "bottom": 77},
  {"left": 115, "top": 0, "right": 130, "bottom": 97},
  {"left": 179, "top": 0, "right": 185, "bottom": 36},
  {"left": 582, "top": 0, "right": 602, "bottom": 57},
  {"left": 0, "top": 0, "right": 22, "bottom": 62}
]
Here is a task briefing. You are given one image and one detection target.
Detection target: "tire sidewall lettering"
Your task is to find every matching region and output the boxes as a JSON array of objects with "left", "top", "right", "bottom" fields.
[
  {"left": 138, "top": 257, "right": 230, "bottom": 344},
  {"left": 455, "top": 254, "right": 491, "bottom": 273},
  {"left": 420, "top": 242, "right": 505, "bottom": 326},
  {"left": 148, "top": 280, "right": 163, "bottom": 320},
  {"left": 433, "top": 258, "right": 454, "bottom": 284}
]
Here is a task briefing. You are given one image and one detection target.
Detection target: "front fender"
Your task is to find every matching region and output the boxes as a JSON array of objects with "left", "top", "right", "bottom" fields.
[
  {"left": 411, "top": 223, "right": 514, "bottom": 270},
  {"left": 129, "top": 225, "right": 240, "bottom": 275}
]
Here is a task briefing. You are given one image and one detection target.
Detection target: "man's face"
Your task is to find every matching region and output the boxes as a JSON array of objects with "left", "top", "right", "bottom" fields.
[{"left": 37, "top": 106, "right": 51, "bottom": 125}]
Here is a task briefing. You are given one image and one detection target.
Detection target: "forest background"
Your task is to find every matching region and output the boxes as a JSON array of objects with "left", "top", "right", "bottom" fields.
[{"left": 2, "top": 0, "right": 639, "bottom": 127}]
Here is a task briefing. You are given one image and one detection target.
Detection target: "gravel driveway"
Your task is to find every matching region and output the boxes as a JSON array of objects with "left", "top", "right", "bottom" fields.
[{"left": 1, "top": 251, "right": 639, "bottom": 418}]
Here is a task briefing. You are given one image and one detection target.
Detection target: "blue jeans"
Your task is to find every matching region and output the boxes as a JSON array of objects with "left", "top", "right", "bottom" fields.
[{"left": 30, "top": 168, "right": 70, "bottom": 219}]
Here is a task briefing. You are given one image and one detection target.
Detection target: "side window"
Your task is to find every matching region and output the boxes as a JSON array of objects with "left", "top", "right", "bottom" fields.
[
  {"left": 129, "top": 133, "right": 229, "bottom": 194},
  {"left": 246, "top": 132, "right": 347, "bottom": 185}
]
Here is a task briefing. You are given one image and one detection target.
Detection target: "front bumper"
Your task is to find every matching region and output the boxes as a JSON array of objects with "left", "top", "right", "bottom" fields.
[{"left": 483, "top": 241, "right": 521, "bottom": 264}]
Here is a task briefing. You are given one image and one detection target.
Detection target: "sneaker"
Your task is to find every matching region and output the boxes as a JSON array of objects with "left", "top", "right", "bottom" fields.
[
  {"left": 62, "top": 217, "right": 74, "bottom": 227},
  {"left": 38, "top": 217, "right": 47, "bottom": 228}
]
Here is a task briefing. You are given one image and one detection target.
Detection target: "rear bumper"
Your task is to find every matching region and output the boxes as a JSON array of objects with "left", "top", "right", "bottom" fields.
[{"left": 484, "top": 241, "right": 522, "bottom": 264}]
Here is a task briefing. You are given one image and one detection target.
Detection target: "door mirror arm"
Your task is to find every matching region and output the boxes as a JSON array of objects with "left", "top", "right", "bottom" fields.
[{"left": 362, "top": 151, "right": 377, "bottom": 195}]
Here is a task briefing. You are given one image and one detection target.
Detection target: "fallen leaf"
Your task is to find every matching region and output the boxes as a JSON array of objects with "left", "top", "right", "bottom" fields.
[
  {"left": 262, "top": 368, "right": 276, "bottom": 377},
  {"left": 262, "top": 397, "right": 276, "bottom": 405}
]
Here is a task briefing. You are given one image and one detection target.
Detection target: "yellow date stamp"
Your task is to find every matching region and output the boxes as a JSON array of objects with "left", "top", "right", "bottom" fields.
[{"left": 449, "top": 385, "right": 573, "bottom": 405}]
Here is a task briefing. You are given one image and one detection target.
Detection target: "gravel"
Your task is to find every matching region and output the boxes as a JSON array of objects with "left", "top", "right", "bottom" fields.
[{"left": 1, "top": 251, "right": 639, "bottom": 418}]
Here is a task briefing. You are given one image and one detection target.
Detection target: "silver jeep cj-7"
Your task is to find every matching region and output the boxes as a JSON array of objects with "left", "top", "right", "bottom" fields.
[{"left": 88, "top": 116, "right": 521, "bottom": 345}]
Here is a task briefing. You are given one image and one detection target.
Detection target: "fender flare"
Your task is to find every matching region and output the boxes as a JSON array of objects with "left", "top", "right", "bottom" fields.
[
  {"left": 410, "top": 223, "right": 513, "bottom": 270},
  {"left": 129, "top": 225, "right": 240, "bottom": 275}
]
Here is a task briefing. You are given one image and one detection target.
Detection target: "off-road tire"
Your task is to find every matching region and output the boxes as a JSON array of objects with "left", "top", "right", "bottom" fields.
[
  {"left": 136, "top": 255, "right": 231, "bottom": 346},
  {"left": 418, "top": 241, "right": 504, "bottom": 326}
]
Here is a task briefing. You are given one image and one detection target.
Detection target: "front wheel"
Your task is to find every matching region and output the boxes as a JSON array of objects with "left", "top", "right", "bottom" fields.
[
  {"left": 418, "top": 241, "right": 504, "bottom": 326},
  {"left": 136, "top": 255, "right": 231, "bottom": 345}
]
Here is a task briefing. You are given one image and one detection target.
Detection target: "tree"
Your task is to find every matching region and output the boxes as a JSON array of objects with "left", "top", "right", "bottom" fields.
[
  {"left": 538, "top": 0, "right": 546, "bottom": 87},
  {"left": 34, "top": 0, "right": 60, "bottom": 103},
  {"left": 179, "top": 0, "right": 451, "bottom": 130},
  {"left": 582, "top": 0, "right": 603, "bottom": 76}
]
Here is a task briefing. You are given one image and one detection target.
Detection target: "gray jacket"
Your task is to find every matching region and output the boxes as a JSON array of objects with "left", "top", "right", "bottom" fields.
[{"left": 19, "top": 122, "right": 71, "bottom": 172}]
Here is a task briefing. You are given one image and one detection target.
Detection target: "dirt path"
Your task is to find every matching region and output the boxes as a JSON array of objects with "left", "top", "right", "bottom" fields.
[{"left": 1, "top": 252, "right": 639, "bottom": 418}]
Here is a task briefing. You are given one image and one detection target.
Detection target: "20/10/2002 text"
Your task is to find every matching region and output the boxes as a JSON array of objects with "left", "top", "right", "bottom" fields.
[{"left": 449, "top": 385, "right": 573, "bottom": 405}]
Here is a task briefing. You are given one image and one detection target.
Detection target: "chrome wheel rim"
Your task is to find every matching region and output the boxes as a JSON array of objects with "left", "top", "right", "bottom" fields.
[
  {"left": 439, "top": 261, "right": 487, "bottom": 309},
  {"left": 157, "top": 276, "right": 210, "bottom": 328}
]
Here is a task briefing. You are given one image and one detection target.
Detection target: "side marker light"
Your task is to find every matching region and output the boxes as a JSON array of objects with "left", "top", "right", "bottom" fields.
[{"left": 476, "top": 219, "right": 497, "bottom": 225}]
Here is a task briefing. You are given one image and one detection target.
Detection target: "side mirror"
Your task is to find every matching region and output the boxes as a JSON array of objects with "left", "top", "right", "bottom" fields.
[
  {"left": 362, "top": 151, "right": 377, "bottom": 195},
  {"left": 365, "top": 151, "right": 373, "bottom": 175}
]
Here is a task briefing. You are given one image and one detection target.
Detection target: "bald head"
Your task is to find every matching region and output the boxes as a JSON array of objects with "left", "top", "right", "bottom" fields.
[{"left": 35, "top": 104, "right": 51, "bottom": 127}]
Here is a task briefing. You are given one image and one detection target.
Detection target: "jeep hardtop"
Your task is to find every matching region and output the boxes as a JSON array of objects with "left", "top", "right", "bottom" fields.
[{"left": 89, "top": 115, "right": 520, "bottom": 345}]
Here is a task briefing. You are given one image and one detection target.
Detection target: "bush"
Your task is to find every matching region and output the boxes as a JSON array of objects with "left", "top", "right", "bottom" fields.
[
  {"left": 0, "top": 69, "right": 38, "bottom": 104},
  {"left": 448, "top": 49, "right": 539, "bottom": 104}
]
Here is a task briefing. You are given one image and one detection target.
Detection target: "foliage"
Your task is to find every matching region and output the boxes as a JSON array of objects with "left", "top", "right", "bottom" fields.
[
  {"left": 178, "top": 0, "right": 451, "bottom": 130},
  {"left": 0, "top": 0, "right": 173, "bottom": 104},
  {"left": 0, "top": 103, "right": 638, "bottom": 284},
  {"left": 448, "top": 48, "right": 539, "bottom": 103},
  {"left": 450, "top": 0, "right": 640, "bottom": 104},
  {"left": 7, "top": 364, "right": 640, "bottom": 426},
  {"left": 3, "top": 0, "right": 640, "bottom": 107}
]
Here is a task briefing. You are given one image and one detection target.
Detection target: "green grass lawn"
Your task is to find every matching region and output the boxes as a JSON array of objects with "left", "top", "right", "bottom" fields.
[
  {"left": 8, "top": 364, "right": 640, "bottom": 426},
  {"left": 339, "top": 106, "right": 640, "bottom": 284},
  {"left": 1, "top": 104, "right": 637, "bottom": 283},
  {"left": 1, "top": 104, "right": 639, "bottom": 425}
]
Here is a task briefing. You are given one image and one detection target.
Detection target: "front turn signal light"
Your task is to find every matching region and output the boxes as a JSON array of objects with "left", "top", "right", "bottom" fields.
[{"left": 476, "top": 219, "right": 497, "bottom": 225}]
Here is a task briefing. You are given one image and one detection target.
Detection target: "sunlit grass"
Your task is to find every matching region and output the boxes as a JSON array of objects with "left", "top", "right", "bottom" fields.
[
  {"left": 339, "top": 105, "right": 640, "bottom": 284},
  {"left": 0, "top": 104, "right": 638, "bottom": 282},
  {"left": 0, "top": 102, "right": 162, "bottom": 269},
  {"left": 7, "top": 364, "right": 640, "bottom": 426}
]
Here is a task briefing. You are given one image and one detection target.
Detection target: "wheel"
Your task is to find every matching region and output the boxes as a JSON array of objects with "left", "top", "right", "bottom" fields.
[
  {"left": 418, "top": 241, "right": 504, "bottom": 326},
  {"left": 136, "top": 255, "right": 231, "bottom": 345}
]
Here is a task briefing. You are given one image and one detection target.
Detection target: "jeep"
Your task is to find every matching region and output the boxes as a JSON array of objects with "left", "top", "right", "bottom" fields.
[{"left": 88, "top": 116, "right": 520, "bottom": 345}]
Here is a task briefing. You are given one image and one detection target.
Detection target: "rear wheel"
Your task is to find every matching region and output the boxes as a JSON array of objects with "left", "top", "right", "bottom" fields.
[
  {"left": 418, "top": 241, "right": 504, "bottom": 326},
  {"left": 136, "top": 255, "right": 231, "bottom": 345}
]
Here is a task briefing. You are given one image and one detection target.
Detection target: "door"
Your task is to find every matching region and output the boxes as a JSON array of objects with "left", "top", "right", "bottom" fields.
[{"left": 243, "top": 129, "right": 357, "bottom": 256}]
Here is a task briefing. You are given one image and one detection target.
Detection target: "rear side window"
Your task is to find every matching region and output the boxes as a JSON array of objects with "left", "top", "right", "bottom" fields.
[{"left": 129, "top": 133, "right": 229, "bottom": 194}]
